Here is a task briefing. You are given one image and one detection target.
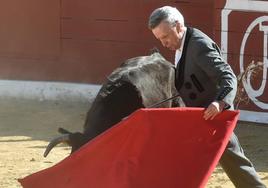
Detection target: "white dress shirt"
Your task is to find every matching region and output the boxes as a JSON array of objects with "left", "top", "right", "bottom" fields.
[{"left": 174, "top": 28, "right": 187, "bottom": 67}]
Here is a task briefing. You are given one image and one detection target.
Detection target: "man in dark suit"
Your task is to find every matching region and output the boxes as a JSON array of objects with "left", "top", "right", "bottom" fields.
[{"left": 148, "top": 6, "right": 266, "bottom": 188}]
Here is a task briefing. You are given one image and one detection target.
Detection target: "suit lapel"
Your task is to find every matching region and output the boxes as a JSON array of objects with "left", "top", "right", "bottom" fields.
[{"left": 175, "top": 27, "right": 193, "bottom": 91}]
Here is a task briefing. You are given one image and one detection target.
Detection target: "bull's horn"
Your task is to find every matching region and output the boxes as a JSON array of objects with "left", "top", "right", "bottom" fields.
[{"left": 44, "top": 134, "right": 70, "bottom": 157}]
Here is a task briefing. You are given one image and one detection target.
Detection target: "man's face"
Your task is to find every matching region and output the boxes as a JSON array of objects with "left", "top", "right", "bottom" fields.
[{"left": 152, "top": 21, "right": 184, "bottom": 51}]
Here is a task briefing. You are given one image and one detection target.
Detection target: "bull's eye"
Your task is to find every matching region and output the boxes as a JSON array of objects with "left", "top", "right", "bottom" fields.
[{"left": 129, "top": 71, "right": 135, "bottom": 76}]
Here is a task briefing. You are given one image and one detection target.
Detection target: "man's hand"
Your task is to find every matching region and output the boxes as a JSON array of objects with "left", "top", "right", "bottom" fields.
[{"left": 203, "top": 101, "right": 225, "bottom": 120}]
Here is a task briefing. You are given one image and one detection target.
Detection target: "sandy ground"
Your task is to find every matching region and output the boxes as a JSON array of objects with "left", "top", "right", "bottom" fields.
[{"left": 0, "top": 98, "right": 267, "bottom": 188}]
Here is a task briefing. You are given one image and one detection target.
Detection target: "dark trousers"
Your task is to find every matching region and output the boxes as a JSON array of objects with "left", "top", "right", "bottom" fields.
[{"left": 220, "top": 133, "right": 266, "bottom": 188}]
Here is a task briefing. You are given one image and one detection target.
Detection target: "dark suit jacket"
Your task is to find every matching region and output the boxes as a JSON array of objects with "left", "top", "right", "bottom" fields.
[{"left": 175, "top": 27, "right": 237, "bottom": 109}]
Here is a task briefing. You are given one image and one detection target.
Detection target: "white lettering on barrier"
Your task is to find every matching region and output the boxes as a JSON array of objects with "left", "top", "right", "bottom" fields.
[
  {"left": 221, "top": 0, "right": 268, "bottom": 123},
  {"left": 240, "top": 16, "right": 268, "bottom": 109}
]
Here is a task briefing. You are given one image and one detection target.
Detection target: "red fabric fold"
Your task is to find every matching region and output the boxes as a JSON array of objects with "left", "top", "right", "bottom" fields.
[{"left": 19, "top": 107, "right": 239, "bottom": 188}]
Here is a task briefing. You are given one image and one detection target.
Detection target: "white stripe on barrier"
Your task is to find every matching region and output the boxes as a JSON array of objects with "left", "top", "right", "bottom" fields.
[
  {"left": 0, "top": 80, "right": 267, "bottom": 124},
  {"left": 0, "top": 80, "right": 101, "bottom": 102}
]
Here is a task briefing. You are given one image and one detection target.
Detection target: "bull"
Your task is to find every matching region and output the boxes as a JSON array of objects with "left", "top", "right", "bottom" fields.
[{"left": 44, "top": 51, "right": 182, "bottom": 157}]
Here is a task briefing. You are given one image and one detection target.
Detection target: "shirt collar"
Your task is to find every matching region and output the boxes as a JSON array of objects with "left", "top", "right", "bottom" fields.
[
  {"left": 174, "top": 27, "right": 187, "bottom": 66},
  {"left": 178, "top": 27, "right": 187, "bottom": 52}
]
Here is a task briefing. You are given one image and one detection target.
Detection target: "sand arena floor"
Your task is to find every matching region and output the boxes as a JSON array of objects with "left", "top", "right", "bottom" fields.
[{"left": 0, "top": 98, "right": 267, "bottom": 187}]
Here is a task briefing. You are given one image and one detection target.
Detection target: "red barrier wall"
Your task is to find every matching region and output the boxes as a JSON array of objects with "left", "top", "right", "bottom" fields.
[
  {"left": 0, "top": 0, "right": 214, "bottom": 83},
  {"left": 0, "top": 0, "right": 267, "bottom": 121}
]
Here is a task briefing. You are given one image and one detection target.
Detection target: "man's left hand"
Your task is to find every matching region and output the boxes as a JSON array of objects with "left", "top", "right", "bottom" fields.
[{"left": 203, "top": 101, "right": 225, "bottom": 120}]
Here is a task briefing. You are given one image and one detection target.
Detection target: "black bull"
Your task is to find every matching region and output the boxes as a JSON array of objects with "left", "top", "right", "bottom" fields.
[{"left": 44, "top": 52, "right": 182, "bottom": 157}]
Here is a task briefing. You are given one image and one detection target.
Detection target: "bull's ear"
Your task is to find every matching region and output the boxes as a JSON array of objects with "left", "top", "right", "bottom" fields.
[{"left": 149, "top": 47, "right": 160, "bottom": 55}]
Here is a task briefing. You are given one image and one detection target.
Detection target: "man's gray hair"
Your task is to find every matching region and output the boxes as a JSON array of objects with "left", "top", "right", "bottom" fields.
[{"left": 148, "top": 6, "right": 184, "bottom": 29}]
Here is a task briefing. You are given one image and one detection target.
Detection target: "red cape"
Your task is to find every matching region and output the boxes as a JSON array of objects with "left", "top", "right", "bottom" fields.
[{"left": 19, "top": 108, "right": 239, "bottom": 188}]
